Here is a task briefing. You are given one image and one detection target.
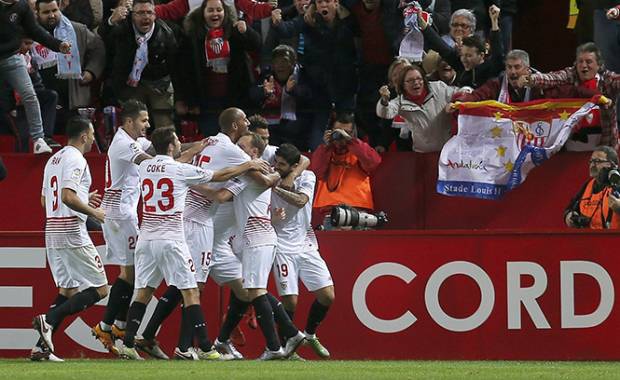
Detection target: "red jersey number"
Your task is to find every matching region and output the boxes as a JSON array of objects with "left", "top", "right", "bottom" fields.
[{"left": 142, "top": 178, "right": 175, "bottom": 212}]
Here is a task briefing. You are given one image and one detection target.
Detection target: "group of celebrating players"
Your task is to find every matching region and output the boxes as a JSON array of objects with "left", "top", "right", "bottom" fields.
[{"left": 31, "top": 100, "right": 335, "bottom": 361}]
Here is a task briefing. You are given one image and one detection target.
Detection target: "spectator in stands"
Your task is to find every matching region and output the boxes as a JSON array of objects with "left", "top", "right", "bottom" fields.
[
  {"left": 249, "top": 44, "right": 312, "bottom": 150},
  {"left": 35, "top": 0, "right": 105, "bottom": 122},
  {"left": 311, "top": 113, "right": 381, "bottom": 216},
  {"left": 564, "top": 146, "right": 620, "bottom": 229},
  {"left": 522, "top": 42, "right": 620, "bottom": 149},
  {"left": 177, "top": 0, "right": 260, "bottom": 137},
  {"left": 100, "top": 0, "right": 180, "bottom": 129},
  {"left": 449, "top": 0, "right": 498, "bottom": 39},
  {"left": 374, "top": 57, "right": 412, "bottom": 153},
  {"left": 60, "top": 0, "right": 103, "bottom": 29},
  {"left": 273, "top": 0, "right": 358, "bottom": 149},
  {"left": 423, "top": 50, "right": 457, "bottom": 85},
  {"left": 451, "top": 49, "right": 599, "bottom": 104},
  {"left": 14, "top": 38, "right": 59, "bottom": 151},
  {"left": 376, "top": 64, "right": 457, "bottom": 152},
  {"left": 268, "top": 0, "right": 309, "bottom": 65},
  {"left": 349, "top": 0, "right": 403, "bottom": 148},
  {"left": 440, "top": 8, "right": 475, "bottom": 48},
  {"left": 420, "top": 5, "right": 504, "bottom": 89},
  {"left": 1, "top": 0, "right": 70, "bottom": 154}
]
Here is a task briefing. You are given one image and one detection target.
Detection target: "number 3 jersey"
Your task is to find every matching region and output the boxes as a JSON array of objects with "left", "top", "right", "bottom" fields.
[
  {"left": 138, "top": 155, "right": 214, "bottom": 242},
  {"left": 42, "top": 146, "right": 93, "bottom": 248}
]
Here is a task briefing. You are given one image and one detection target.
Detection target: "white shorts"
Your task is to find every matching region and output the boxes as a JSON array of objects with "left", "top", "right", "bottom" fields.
[
  {"left": 47, "top": 245, "right": 108, "bottom": 289},
  {"left": 184, "top": 219, "right": 213, "bottom": 283},
  {"left": 134, "top": 239, "right": 197, "bottom": 290},
  {"left": 273, "top": 250, "right": 333, "bottom": 296},
  {"left": 206, "top": 222, "right": 242, "bottom": 286},
  {"left": 102, "top": 218, "right": 139, "bottom": 266},
  {"left": 242, "top": 245, "right": 276, "bottom": 289}
]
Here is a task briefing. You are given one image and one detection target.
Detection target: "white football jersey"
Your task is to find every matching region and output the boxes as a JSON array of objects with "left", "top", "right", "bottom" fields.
[
  {"left": 184, "top": 132, "right": 250, "bottom": 225},
  {"left": 138, "top": 155, "right": 213, "bottom": 241},
  {"left": 271, "top": 170, "right": 315, "bottom": 253},
  {"left": 261, "top": 144, "right": 277, "bottom": 165},
  {"left": 102, "top": 128, "right": 152, "bottom": 220},
  {"left": 42, "top": 146, "right": 93, "bottom": 248},
  {"left": 226, "top": 175, "right": 277, "bottom": 249}
]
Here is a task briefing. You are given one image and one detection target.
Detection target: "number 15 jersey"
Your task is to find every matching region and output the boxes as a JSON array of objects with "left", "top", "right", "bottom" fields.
[{"left": 138, "top": 155, "right": 214, "bottom": 242}]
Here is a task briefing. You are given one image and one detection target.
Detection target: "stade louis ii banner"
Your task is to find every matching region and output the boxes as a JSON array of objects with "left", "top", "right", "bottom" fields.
[
  {"left": 2, "top": 230, "right": 620, "bottom": 360},
  {"left": 437, "top": 98, "right": 602, "bottom": 199}
]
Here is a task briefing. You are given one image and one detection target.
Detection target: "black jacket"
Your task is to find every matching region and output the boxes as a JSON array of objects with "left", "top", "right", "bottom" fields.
[
  {"left": 0, "top": 0, "right": 61, "bottom": 59},
  {"left": 178, "top": 8, "right": 261, "bottom": 107},
  {"left": 99, "top": 18, "right": 180, "bottom": 95}
]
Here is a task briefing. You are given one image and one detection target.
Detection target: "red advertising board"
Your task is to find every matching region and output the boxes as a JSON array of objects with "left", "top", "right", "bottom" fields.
[{"left": 1, "top": 230, "right": 619, "bottom": 360}]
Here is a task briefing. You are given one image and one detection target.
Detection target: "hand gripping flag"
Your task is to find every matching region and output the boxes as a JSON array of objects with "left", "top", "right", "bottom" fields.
[{"left": 437, "top": 96, "right": 609, "bottom": 200}]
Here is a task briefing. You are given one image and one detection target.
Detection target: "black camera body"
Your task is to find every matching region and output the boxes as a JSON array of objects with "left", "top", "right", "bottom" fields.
[
  {"left": 570, "top": 213, "right": 591, "bottom": 228},
  {"left": 331, "top": 130, "right": 345, "bottom": 141},
  {"left": 598, "top": 167, "right": 620, "bottom": 191}
]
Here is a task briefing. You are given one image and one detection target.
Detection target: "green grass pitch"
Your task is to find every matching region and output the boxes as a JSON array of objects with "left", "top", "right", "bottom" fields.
[{"left": 1, "top": 360, "right": 620, "bottom": 380}]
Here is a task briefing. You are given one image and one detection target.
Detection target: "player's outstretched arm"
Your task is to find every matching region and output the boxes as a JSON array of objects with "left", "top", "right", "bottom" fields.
[
  {"left": 273, "top": 186, "right": 309, "bottom": 208},
  {"left": 61, "top": 188, "right": 105, "bottom": 223},
  {"left": 190, "top": 185, "right": 234, "bottom": 203},
  {"left": 176, "top": 140, "right": 209, "bottom": 163},
  {"left": 249, "top": 170, "right": 281, "bottom": 188},
  {"left": 211, "top": 159, "right": 271, "bottom": 182}
]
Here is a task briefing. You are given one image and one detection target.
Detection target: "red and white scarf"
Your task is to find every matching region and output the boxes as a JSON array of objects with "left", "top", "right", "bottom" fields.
[{"left": 204, "top": 28, "right": 230, "bottom": 74}]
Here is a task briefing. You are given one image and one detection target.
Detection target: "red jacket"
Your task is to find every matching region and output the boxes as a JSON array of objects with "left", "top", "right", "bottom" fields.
[{"left": 310, "top": 138, "right": 382, "bottom": 180}]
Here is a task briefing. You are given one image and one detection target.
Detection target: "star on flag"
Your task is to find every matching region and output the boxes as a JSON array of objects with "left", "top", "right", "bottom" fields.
[
  {"left": 490, "top": 126, "right": 503, "bottom": 138},
  {"left": 495, "top": 145, "right": 507, "bottom": 157}
]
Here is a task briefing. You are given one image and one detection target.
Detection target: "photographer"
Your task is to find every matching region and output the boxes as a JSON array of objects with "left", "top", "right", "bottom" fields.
[
  {"left": 310, "top": 113, "right": 382, "bottom": 216},
  {"left": 564, "top": 146, "right": 620, "bottom": 229}
]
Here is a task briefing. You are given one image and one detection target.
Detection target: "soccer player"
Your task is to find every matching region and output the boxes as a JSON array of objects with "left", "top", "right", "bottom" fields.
[
  {"left": 32, "top": 117, "right": 108, "bottom": 361},
  {"left": 210, "top": 132, "right": 306, "bottom": 360},
  {"left": 271, "top": 143, "right": 335, "bottom": 359},
  {"left": 117, "top": 127, "right": 266, "bottom": 360},
  {"left": 93, "top": 100, "right": 203, "bottom": 355}
]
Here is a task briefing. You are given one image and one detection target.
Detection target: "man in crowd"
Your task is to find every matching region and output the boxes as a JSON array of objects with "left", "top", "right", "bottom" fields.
[
  {"left": 564, "top": 146, "right": 620, "bottom": 229},
  {"left": 99, "top": 0, "right": 180, "bottom": 128},
  {"left": 310, "top": 113, "right": 381, "bottom": 219},
  {"left": 271, "top": 143, "right": 335, "bottom": 359},
  {"left": 1, "top": 0, "right": 71, "bottom": 153},
  {"left": 32, "top": 116, "right": 108, "bottom": 360},
  {"left": 34, "top": 0, "right": 105, "bottom": 123}
]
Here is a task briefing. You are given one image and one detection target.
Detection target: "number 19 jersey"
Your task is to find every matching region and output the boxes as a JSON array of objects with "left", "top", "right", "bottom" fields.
[{"left": 138, "top": 155, "right": 214, "bottom": 241}]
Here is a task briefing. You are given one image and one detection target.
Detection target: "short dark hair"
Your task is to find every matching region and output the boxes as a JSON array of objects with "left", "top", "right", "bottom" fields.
[
  {"left": 595, "top": 146, "right": 619, "bottom": 167},
  {"left": 133, "top": 0, "right": 154, "bottom": 7},
  {"left": 331, "top": 112, "right": 358, "bottom": 138},
  {"left": 120, "top": 99, "right": 148, "bottom": 124},
  {"left": 272, "top": 44, "right": 297, "bottom": 64},
  {"left": 66, "top": 116, "right": 92, "bottom": 140},
  {"left": 576, "top": 42, "right": 604, "bottom": 67},
  {"left": 151, "top": 126, "right": 176, "bottom": 155},
  {"left": 248, "top": 114, "right": 269, "bottom": 132},
  {"left": 275, "top": 143, "right": 301, "bottom": 166},
  {"left": 241, "top": 132, "right": 266, "bottom": 156},
  {"left": 35, "top": 0, "right": 57, "bottom": 10},
  {"left": 462, "top": 35, "right": 486, "bottom": 54}
]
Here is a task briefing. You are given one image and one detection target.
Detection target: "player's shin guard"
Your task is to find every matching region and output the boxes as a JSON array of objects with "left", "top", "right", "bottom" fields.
[
  {"left": 218, "top": 290, "right": 250, "bottom": 342},
  {"left": 266, "top": 293, "right": 298, "bottom": 340},
  {"left": 46, "top": 288, "right": 101, "bottom": 327},
  {"left": 124, "top": 302, "right": 147, "bottom": 348},
  {"left": 102, "top": 278, "right": 134, "bottom": 326},
  {"left": 36, "top": 294, "right": 69, "bottom": 348},
  {"left": 252, "top": 294, "right": 280, "bottom": 351},
  {"left": 142, "top": 286, "right": 182, "bottom": 340},
  {"left": 183, "top": 304, "right": 212, "bottom": 352},
  {"left": 305, "top": 299, "right": 330, "bottom": 335}
]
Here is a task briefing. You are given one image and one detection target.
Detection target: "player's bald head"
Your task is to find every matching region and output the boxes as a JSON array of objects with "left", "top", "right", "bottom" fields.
[{"left": 219, "top": 108, "right": 244, "bottom": 133}]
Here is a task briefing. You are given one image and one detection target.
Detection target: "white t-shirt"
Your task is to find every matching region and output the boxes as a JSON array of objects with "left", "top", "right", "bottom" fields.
[
  {"left": 138, "top": 155, "right": 213, "bottom": 241},
  {"left": 184, "top": 132, "right": 250, "bottom": 225},
  {"left": 226, "top": 175, "right": 277, "bottom": 249},
  {"left": 271, "top": 170, "right": 316, "bottom": 254},
  {"left": 42, "top": 146, "right": 93, "bottom": 248},
  {"left": 102, "top": 128, "right": 152, "bottom": 220}
]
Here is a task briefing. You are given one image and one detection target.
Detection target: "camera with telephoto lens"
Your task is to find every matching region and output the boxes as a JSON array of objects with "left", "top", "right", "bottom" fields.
[
  {"left": 331, "top": 130, "right": 345, "bottom": 141},
  {"left": 330, "top": 205, "right": 388, "bottom": 228},
  {"left": 569, "top": 213, "right": 591, "bottom": 228},
  {"left": 598, "top": 166, "right": 620, "bottom": 194}
]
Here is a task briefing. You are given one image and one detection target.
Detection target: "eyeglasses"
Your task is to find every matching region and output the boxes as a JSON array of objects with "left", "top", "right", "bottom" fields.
[
  {"left": 451, "top": 22, "right": 471, "bottom": 29},
  {"left": 134, "top": 10, "right": 155, "bottom": 17},
  {"left": 589, "top": 159, "right": 610, "bottom": 165},
  {"left": 405, "top": 78, "right": 424, "bottom": 83}
]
